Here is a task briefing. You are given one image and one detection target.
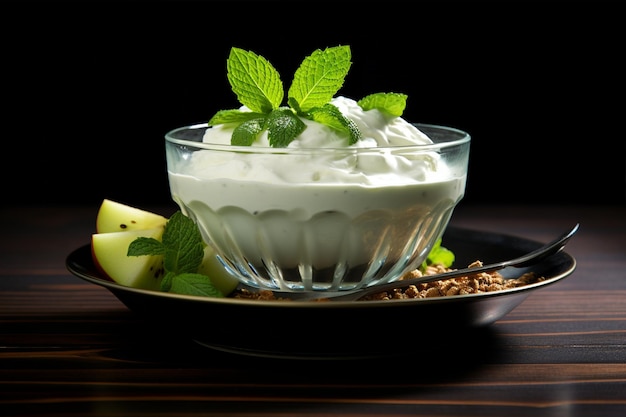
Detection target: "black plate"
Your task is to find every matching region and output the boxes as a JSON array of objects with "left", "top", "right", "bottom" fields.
[{"left": 66, "top": 226, "right": 576, "bottom": 360}]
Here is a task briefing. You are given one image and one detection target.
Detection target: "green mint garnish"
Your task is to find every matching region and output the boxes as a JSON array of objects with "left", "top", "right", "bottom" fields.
[
  {"left": 287, "top": 45, "right": 351, "bottom": 111},
  {"left": 358, "top": 93, "right": 408, "bottom": 117},
  {"left": 127, "top": 211, "right": 224, "bottom": 298},
  {"left": 420, "top": 238, "right": 455, "bottom": 271},
  {"left": 265, "top": 108, "right": 307, "bottom": 148},
  {"left": 208, "top": 45, "right": 409, "bottom": 148},
  {"left": 226, "top": 47, "right": 283, "bottom": 113}
]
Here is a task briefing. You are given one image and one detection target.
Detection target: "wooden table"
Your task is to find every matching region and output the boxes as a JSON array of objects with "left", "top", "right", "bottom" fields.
[{"left": 1, "top": 203, "right": 625, "bottom": 417}]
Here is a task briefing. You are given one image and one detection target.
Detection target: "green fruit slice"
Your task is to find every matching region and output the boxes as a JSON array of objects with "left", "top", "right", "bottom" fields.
[
  {"left": 92, "top": 199, "right": 240, "bottom": 296},
  {"left": 96, "top": 199, "right": 167, "bottom": 233},
  {"left": 198, "top": 245, "right": 240, "bottom": 296},
  {"left": 92, "top": 227, "right": 165, "bottom": 290}
]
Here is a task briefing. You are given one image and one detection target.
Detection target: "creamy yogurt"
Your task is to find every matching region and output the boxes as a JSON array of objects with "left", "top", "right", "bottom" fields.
[{"left": 167, "top": 97, "right": 469, "bottom": 291}]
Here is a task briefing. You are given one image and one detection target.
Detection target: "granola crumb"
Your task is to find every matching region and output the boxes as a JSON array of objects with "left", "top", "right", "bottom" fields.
[
  {"left": 231, "top": 288, "right": 294, "bottom": 301},
  {"left": 360, "top": 261, "right": 545, "bottom": 301}
]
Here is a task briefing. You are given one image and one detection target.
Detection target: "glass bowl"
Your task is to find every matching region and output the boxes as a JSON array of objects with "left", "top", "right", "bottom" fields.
[{"left": 165, "top": 123, "right": 470, "bottom": 293}]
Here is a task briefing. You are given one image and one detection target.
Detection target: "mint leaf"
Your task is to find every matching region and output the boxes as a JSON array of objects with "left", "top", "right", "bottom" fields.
[
  {"left": 128, "top": 211, "right": 226, "bottom": 298},
  {"left": 227, "top": 47, "right": 283, "bottom": 113},
  {"left": 128, "top": 236, "right": 165, "bottom": 256},
  {"left": 358, "top": 93, "right": 407, "bottom": 117},
  {"left": 208, "top": 109, "right": 266, "bottom": 126},
  {"left": 287, "top": 45, "right": 352, "bottom": 113},
  {"left": 170, "top": 273, "right": 225, "bottom": 297},
  {"left": 232, "top": 117, "right": 267, "bottom": 146},
  {"left": 160, "top": 271, "right": 175, "bottom": 292},
  {"left": 308, "top": 104, "right": 361, "bottom": 145},
  {"left": 266, "top": 108, "right": 306, "bottom": 148},
  {"left": 420, "top": 239, "right": 455, "bottom": 270},
  {"left": 162, "top": 211, "right": 205, "bottom": 275}
]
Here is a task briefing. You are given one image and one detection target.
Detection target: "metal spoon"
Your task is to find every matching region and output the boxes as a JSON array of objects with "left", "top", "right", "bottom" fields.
[{"left": 269, "top": 223, "right": 579, "bottom": 302}]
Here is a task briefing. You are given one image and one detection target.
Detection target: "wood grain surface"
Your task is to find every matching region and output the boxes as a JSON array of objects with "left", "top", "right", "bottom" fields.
[{"left": 1, "top": 203, "right": 625, "bottom": 417}]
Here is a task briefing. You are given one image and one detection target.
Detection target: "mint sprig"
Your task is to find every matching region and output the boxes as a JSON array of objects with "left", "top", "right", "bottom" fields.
[
  {"left": 358, "top": 92, "right": 408, "bottom": 117},
  {"left": 208, "top": 45, "right": 409, "bottom": 148},
  {"left": 286, "top": 45, "right": 351, "bottom": 112},
  {"left": 420, "top": 238, "right": 455, "bottom": 271},
  {"left": 226, "top": 47, "right": 283, "bottom": 113},
  {"left": 127, "top": 211, "right": 224, "bottom": 298}
]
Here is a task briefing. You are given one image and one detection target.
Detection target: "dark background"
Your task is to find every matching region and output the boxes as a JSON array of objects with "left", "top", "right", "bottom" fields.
[{"left": 3, "top": 0, "right": 624, "bottom": 208}]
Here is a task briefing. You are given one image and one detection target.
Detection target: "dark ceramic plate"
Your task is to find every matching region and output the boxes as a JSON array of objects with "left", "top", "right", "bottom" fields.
[{"left": 66, "top": 226, "right": 576, "bottom": 360}]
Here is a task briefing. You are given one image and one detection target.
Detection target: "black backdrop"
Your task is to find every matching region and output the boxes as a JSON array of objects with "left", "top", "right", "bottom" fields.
[{"left": 3, "top": 0, "right": 624, "bottom": 208}]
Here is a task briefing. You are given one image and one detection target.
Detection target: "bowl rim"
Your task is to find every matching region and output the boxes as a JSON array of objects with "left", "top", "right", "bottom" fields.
[{"left": 165, "top": 122, "right": 471, "bottom": 154}]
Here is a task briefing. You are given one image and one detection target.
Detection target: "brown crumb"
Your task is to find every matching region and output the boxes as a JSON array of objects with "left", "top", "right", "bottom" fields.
[
  {"left": 231, "top": 288, "right": 294, "bottom": 301},
  {"left": 230, "top": 261, "right": 546, "bottom": 302},
  {"left": 360, "top": 260, "right": 545, "bottom": 301}
]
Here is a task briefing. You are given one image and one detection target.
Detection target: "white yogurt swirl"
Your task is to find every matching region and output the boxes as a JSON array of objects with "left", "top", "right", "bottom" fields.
[{"left": 191, "top": 96, "right": 445, "bottom": 187}]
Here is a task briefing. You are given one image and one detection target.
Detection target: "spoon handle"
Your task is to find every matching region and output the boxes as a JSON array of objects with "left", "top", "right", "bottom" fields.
[{"left": 308, "top": 223, "right": 580, "bottom": 302}]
